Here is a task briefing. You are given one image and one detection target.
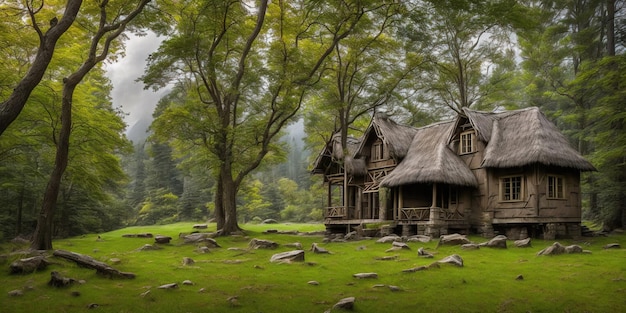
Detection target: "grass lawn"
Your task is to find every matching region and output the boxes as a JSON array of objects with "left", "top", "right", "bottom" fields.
[{"left": 2, "top": 222, "right": 626, "bottom": 312}]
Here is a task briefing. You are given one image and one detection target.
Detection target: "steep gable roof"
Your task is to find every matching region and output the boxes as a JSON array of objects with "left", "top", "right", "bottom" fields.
[
  {"left": 463, "top": 107, "right": 596, "bottom": 171},
  {"left": 355, "top": 112, "right": 418, "bottom": 161},
  {"left": 381, "top": 121, "right": 478, "bottom": 187},
  {"left": 311, "top": 133, "right": 361, "bottom": 175}
]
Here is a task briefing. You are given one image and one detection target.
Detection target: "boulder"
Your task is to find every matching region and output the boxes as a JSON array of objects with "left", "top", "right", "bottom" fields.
[
  {"left": 406, "top": 235, "right": 431, "bottom": 243},
  {"left": 603, "top": 243, "right": 620, "bottom": 249},
  {"left": 192, "top": 224, "right": 208, "bottom": 229},
  {"left": 353, "top": 273, "right": 378, "bottom": 279},
  {"left": 270, "top": 250, "right": 305, "bottom": 263},
  {"left": 8, "top": 289, "right": 24, "bottom": 297},
  {"left": 10, "top": 256, "right": 50, "bottom": 274},
  {"left": 311, "top": 243, "right": 330, "bottom": 254},
  {"left": 564, "top": 244, "right": 583, "bottom": 254},
  {"left": 48, "top": 271, "right": 77, "bottom": 288},
  {"left": 479, "top": 235, "right": 507, "bottom": 248},
  {"left": 154, "top": 235, "right": 172, "bottom": 244},
  {"left": 437, "top": 254, "right": 464, "bottom": 267},
  {"left": 344, "top": 231, "right": 359, "bottom": 241},
  {"left": 261, "top": 219, "right": 278, "bottom": 224},
  {"left": 537, "top": 242, "right": 586, "bottom": 256},
  {"left": 417, "top": 247, "right": 434, "bottom": 258},
  {"left": 284, "top": 242, "right": 303, "bottom": 249},
  {"left": 157, "top": 283, "right": 178, "bottom": 289},
  {"left": 333, "top": 297, "right": 355, "bottom": 310},
  {"left": 182, "top": 257, "right": 195, "bottom": 266},
  {"left": 183, "top": 233, "right": 220, "bottom": 247},
  {"left": 392, "top": 241, "right": 411, "bottom": 250},
  {"left": 376, "top": 235, "right": 401, "bottom": 244},
  {"left": 122, "top": 233, "right": 153, "bottom": 238},
  {"left": 249, "top": 238, "right": 279, "bottom": 250},
  {"left": 138, "top": 244, "right": 161, "bottom": 251},
  {"left": 461, "top": 243, "right": 480, "bottom": 250},
  {"left": 514, "top": 237, "right": 532, "bottom": 248},
  {"left": 437, "top": 234, "right": 471, "bottom": 247}
]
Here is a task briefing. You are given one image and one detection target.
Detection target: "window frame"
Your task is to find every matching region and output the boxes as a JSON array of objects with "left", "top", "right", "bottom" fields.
[
  {"left": 500, "top": 175, "right": 523, "bottom": 202},
  {"left": 459, "top": 130, "right": 475, "bottom": 155},
  {"left": 371, "top": 141, "right": 385, "bottom": 161},
  {"left": 547, "top": 175, "right": 565, "bottom": 199}
]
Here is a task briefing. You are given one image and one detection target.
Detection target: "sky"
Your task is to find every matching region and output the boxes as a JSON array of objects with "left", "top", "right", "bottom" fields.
[{"left": 105, "top": 32, "right": 170, "bottom": 142}]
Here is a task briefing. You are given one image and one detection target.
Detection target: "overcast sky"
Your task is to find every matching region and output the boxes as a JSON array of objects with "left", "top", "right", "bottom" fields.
[{"left": 105, "top": 32, "right": 170, "bottom": 135}]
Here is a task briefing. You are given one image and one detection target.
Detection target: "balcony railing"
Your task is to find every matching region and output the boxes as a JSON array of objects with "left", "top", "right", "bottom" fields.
[{"left": 398, "top": 208, "right": 430, "bottom": 221}]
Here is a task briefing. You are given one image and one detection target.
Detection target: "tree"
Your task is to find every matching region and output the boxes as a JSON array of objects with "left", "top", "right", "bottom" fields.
[
  {"left": 31, "top": 0, "right": 152, "bottom": 250},
  {"left": 143, "top": 0, "right": 369, "bottom": 235},
  {"left": 0, "top": 0, "right": 82, "bottom": 135}
]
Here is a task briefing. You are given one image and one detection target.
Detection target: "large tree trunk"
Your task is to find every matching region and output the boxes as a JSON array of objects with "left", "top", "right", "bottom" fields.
[
  {"left": 0, "top": 0, "right": 82, "bottom": 136},
  {"left": 214, "top": 172, "right": 225, "bottom": 230},
  {"left": 219, "top": 161, "right": 240, "bottom": 235},
  {"left": 31, "top": 82, "right": 76, "bottom": 250}
]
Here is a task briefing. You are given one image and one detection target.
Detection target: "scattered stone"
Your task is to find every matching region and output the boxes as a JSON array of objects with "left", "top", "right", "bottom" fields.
[
  {"left": 78, "top": 279, "right": 87, "bottom": 284},
  {"left": 71, "top": 291, "right": 81, "bottom": 297},
  {"left": 249, "top": 238, "right": 279, "bottom": 250},
  {"left": 270, "top": 250, "right": 305, "bottom": 263},
  {"left": 195, "top": 246, "right": 211, "bottom": 253},
  {"left": 228, "top": 296, "right": 240, "bottom": 307},
  {"left": 308, "top": 281, "right": 320, "bottom": 285},
  {"left": 138, "top": 244, "right": 161, "bottom": 251},
  {"left": 461, "top": 243, "right": 480, "bottom": 250},
  {"left": 8, "top": 289, "right": 23, "bottom": 297},
  {"left": 402, "top": 265, "right": 427, "bottom": 273},
  {"left": 157, "top": 283, "right": 178, "bottom": 289},
  {"left": 372, "top": 284, "right": 386, "bottom": 288},
  {"left": 604, "top": 243, "right": 621, "bottom": 249},
  {"left": 537, "top": 242, "right": 587, "bottom": 256},
  {"left": 437, "top": 254, "right": 464, "bottom": 267},
  {"left": 48, "top": 271, "right": 77, "bottom": 288},
  {"left": 479, "top": 235, "right": 508, "bottom": 248},
  {"left": 376, "top": 235, "right": 401, "bottom": 244},
  {"left": 140, "top": 290, "right": 151, "bottom": 297},
  {"left": 10, "top": 256, "right": 50, "bottom": 274},
  {"left": 284, "top": 242, "right": 303, "bottom": 249},
  {"left": 407, "top": 235, "right": 431, "bottom": 243},
  {"left": 253, "top": 265, "right": 264, "bottom": 269},
  {"left": 92, "top": 249, "right": 99, "bottom": 253},
  {"left": 388, "top": 285, "right": 402, "bottom": 292},
  {"left": 154, "top": 235, "right": 172, "bottom": 244},
  {"left": 333, "top": 297, "right": 355, "bottom": 310},
  {"left": 182, "top": 280, "right": 194, "bottom": 285},
  {"left": 417, "top": 247, "right": 434, "bottom": 258},
  {"left": 311, "top": 243, "right": 330, "bottom": 254},
  {"left": 193, "top": 224, "right": 208, "bottom": 229},
  {"left": 109, "top": 258, "right": 121, "bottom": 265},
  {"left": 87, "top": 303, "right": 99, "bottom": 309},
  {"left": 565, "top": 244, "right": 583, "bottom": 254},
  {"left": 514, "top": 237, "right": 532, "bottom": 248},
  {"left": 182, "top": 257, "right": 195, "bottom": 266},
  {"left": 353, "top": 273, "right": 378, "bottom": 279},
  {"left": 356, "top": 245, "right": 367, "bottom": 250},
  {"left": 198, "top": 288, "right": 206, "bottom": 293},
  {"left": 516, "top": 274, "right": 524, "bottom": 280},
  {"left": 261, "top": 218, "right": 278, "bottom": 224},
  {"left": 122, "top": 233, "right": 153, "bottom": 238},
  {"left": 385, "top": 246, "right": 403, "bottom": 252},
  {"left": 375, "top": 255, "right": 398, "bottom": 261},
  {"left": 182, "top": 233, "right": 220, "bottom": 247},
  {"left": 392, "top": 241, "right": 411, "bottom": 250},
  {"left": 437, "top": 234, "right": 471, "bottom": 247},
  {"left": 344, "top": 231, "right": 359, "bottom": 241}
]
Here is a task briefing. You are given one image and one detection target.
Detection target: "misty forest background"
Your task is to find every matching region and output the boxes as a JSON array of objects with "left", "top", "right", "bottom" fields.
[{"left": 0, "top": 0, "right": 624, "bottom": 243}]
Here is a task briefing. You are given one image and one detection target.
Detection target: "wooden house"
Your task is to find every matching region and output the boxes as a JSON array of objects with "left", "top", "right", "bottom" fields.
[{"left": 312, "top": 107, "right": 595, "bottom": 239}]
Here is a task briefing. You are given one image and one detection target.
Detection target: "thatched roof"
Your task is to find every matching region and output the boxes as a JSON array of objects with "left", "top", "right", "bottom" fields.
[
  {"left": 463, "top": 107, "right": 596, "bottom": 171},
  {"left": 355, "top": 112, "right": 418, "bottom": 160},
  {"left": 311, "top": 133, "right": 361, "bottom": 175},
  {"left": 381, "top": 121, "right": 478, "bottom": 187}
]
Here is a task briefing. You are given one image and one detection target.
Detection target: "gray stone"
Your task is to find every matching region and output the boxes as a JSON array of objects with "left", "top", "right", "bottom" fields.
[
  {"left": 154, "top": 235, "right": 172, "bottom": 244},
  {"left": 284, "top": 242, "right": 303, "bottom": 249},
  {"left": 311, "top": 243, "right": 330, "bottom": 254},
  {"left": 353, "top": 273, "right": 378, "bottom": 279},
  {"left": 8, "top": 289, "right": 23, "bottom": 297},
  {"left": 480, "top": 235, "right": 507, "bottom": 248},
  {"left": 157, "top": 283, "right": 178, "bottom": 289},
  {"left": 514, "top": 237, "right": 532, "bottom": 248},
  {"left": 182, "top": 280, "right": 194, "bottom": 285},
  {"left": 333, "top": 297, "right": 355, "bottom": 310},
  {"left": 376, "top": 235, "right": 401, "bottom": 243},
  {"left": 417, "top": 247, "right": 434, "bottom": 258},
  {"left": 437, "top": 234, "right": 471, "bottom": 247},
  {"left": 261, "top": 218, "right": 278, "bottom": 224},
  {"left": 461, "top": 243, "right": 480, "bottom": 250},
  {"left": 109, "top": 258, "right": 121, "bottom": 265},
  {"left": 183, "top": 233, "right": 220, "bottom": 247},
  {"left": 249, "top": 238, "right": 279, "bottom": 249},
  {"left": 308, "top": 281, "right": 319, "bottom": 285},
  {"left": 407, "top": 235, "right": 431, "bottom": 243},
  {"left": 603, "top": 243, "right": 620, "bottom": 249},
  {"left": 437, "top": 254, "right": 464, "bottom": 267},
  {"left": 138, "top": 244, "right": 161, "bottom": 251},
  {"left": 537, "top": 242, "right": 586, "bottom": 256},
  {"left": 182, "top": 257, "right": 195, "bottom": 266},
  {"left": 392, "top": 241, "right": 410, "bottom": 250},
  {"left": 388, "top": 285, "right": 402, "bottom": 292},
  {"left": 564, "top": 244, "right": 583, "bottom": 254},
  {"left": 192, "top": 224, "right": 208, "bottom": 229},
  {"left": 270, "top": 250, "right": 305, "bottom": 263},
  {"left": 516, "top": 274, "right": 524, "bottom": 280}
]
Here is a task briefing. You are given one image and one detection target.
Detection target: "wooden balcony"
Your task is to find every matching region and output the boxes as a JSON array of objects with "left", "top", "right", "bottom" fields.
[
  {"left": 398, "top": 208, "right": 430, "bottom": 221},
  {"left": 325, "top": 206, "right": 351, "bottom": 219}
]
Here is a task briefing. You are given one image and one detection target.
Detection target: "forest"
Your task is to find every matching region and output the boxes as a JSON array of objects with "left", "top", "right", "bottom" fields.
[{"left": 0, "top": 0, "right": 624, "bottom": 247}]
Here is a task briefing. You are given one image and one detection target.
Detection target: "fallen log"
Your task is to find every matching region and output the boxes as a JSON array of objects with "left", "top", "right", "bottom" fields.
[{"left": 53, "top": 250, "right": 135, "bottom": 279}]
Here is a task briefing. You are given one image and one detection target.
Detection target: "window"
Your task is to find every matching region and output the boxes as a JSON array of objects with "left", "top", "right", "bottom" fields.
[
  {"left": 459, "top": 131, "right": 475, "bottom": 154},
  {"left": 501, "top": 176, "right": 523, "bottom": 201},
  {"left": 547, "top": 175, "right": 565, "bottom": 199},
  {"left": 449, "top": 187, "right": 458, "bottom": 205},
  {"left": 372, "top": 142, "right": 384, "bottom": 161}
]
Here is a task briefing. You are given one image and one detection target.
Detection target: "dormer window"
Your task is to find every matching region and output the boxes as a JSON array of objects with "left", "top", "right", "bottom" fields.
[
  {"left": 372, "top": 141, "right": 384, "bottom": 161},
  {"left": 459, "top": 131, "right": 475, "bottom": 154}
]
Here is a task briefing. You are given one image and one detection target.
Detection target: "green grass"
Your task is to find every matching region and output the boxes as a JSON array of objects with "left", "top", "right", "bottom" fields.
[{"left": 2, "top": 222, "right": 626, "bottom": 312}]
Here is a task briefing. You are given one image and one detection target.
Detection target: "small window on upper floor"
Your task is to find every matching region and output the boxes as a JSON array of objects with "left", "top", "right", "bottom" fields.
[
  {"left": 372, "top": 141, "right": 384, "bottom": 161},
  {"left": 459, "top": 131, "right": 475, "bottom": 154}
]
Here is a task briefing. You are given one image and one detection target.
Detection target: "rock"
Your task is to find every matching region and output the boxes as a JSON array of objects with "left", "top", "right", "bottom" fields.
[
  {"left": 87, "top": 303, "right": 99, "bottom": 309},
  {"left": 437, "top": 254, "right": 464, "bottom": 267},
  {"left": 333, "top": 297, "right": 355, "bottom": 310},
  {"left": 388, "top": 285, "right": 402, "bottom": 292},
  {"left": 48, "top": 271, "right": 77, "bottom": 288},
  {"left": 375, "top": 256, "right": 398, "bottom": 261},
  {"left": 417, "top": 247, "right": 434, "bottom": 258},
  {"left": 10, "top": 256, "right": 50, "bottom": 274},
  {"left": 193, "top": 224, "right": 208, "bottom": 229},
  {"left": 138, "top": 244, "right": 161, "bottom": 251},
  {"left": 514, "top": 237, "right": 532, "bottom": 248},
  {"left": 140, "top": 290, "right": 151, "bottom": 297},
  {"left": 182, "top": 280, "right": 194, "bottom": 285},
  {"left": 537, "top": 242, "right": 586, "bottom": 256},
  {"left": 385, "top": 246, "right": 403, "bottom": 252},
  {"left": 8, "top": 289, "right": 23, "bottom": 297},
  {"left": 182, "top": 257, "right": 195, "bottom": 266},
  {"left": 284, "top": 242, "right": 303, "bottom": 249},
  {"left": 183, "top": 233, "right": 220, "bottom": 247},
  {"left": 392, "top": 241, "right": 410, "bottom": 250},
  {"left": 195, "top": 246, "right": 211, "bottom": 253},
  {"left": 249, "top": 238, "right": 279, "bottom": 249},
  {"left": 461, "top": 243, "right": 480, "bottom": 250},
  {"left": 437, "top": 233, "right": 471, "bottom": 247},
  {"left": 344, "top": 231, "right": 359, "bottom": 241},
  {"left": 71, "top": 291, "right": 81, "bottom": 297},
  {"left": 402, "top": 265, "right": 427, "bottom": 273},
  {"left": 564, "top": 244, "right": 583, "bottom": 254},
  {"left": 270, "top": 250, "right": 305, "bottom": 263},
  {"left": 479, "top": 235, "right": 508, "bottom": 248},
  {"left": 407, "top": 235, "right": 431, "bottom": 243},
  {"left": 157, "top": 283, "right": 178, "bottom": 289},
  {"left": 154, "top": 235, "right": 172, "bottom": 244},
  {"left": 376, "top": 235, "right": 401, "bottom": 243},
  {"left": 308, "top": 281, "right": 320, "bottom": 285},
  {"left": 311, "top": 243, "right": 330, "bottom": 254},
  {"left": 516, "top": 274, "right": 524, "bottom": 280},
  {"left": 261, "top": 218, "right": 278, "bottom": 224},
  {"left": 603, "top": 243, "right": 620, "bottom": 249},
  {"left": 353, "top": 273, "right": 378, "bottom": 279},
  {"left": 109, "top": 258, "right": 121, "bottom": 265},
  {"left": 122, "top": 233, "right": 153, "bottom": 238}
]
